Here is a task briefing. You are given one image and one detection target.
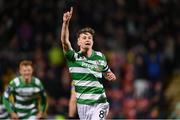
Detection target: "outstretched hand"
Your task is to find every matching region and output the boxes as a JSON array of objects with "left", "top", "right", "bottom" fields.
[
  {"left": 11, "top": 112, "right": 19, "bottom": 120},
  {"left": 103, "top": 71, "right": 116, "bottom": 81},
  {"left": 36, "top": 111, "right": 44, "bottom": 119},
  {"left": 63, "top": 7, "right": 73, "bottom": 23}
]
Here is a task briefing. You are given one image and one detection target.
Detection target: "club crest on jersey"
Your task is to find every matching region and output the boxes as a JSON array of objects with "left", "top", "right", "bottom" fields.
[{"left": 96, "top": 60, "right": 101, "bottom": 65}]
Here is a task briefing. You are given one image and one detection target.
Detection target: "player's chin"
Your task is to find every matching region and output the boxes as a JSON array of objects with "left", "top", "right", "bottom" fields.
[
  {"left": 109, "top": 77, "right": 116, "bottom": 81},
  {"left": 84, "top": 44, "right": 92, "bottom": 48},
  {"left": 24, "top": 75, "right": 31, "bottom": 79},
  {"left": 106, "top": 77, "right": 112, "bottom": 81}
]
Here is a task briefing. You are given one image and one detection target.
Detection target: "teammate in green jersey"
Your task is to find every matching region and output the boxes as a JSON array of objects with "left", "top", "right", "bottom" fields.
[
  {"left": 61, "top": 7, "right": 116, "bottom": 120},
  {"left": 3, "top": 60, "right": 47, "bottom": 120}
]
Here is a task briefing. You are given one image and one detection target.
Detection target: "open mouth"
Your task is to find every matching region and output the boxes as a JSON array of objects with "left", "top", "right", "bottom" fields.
[{"left": 85, "top": 43, "right": 91, "bottom": 45}]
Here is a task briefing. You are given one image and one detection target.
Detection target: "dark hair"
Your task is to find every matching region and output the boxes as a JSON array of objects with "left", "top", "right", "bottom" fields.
[{"left": 77, "top": 27, "right": 95, "bottom": 38}]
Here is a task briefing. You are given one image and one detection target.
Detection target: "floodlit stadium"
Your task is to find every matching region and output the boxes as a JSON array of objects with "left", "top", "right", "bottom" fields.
[{"left": 0, "top": 0, "right": 180, "bottom": 119}]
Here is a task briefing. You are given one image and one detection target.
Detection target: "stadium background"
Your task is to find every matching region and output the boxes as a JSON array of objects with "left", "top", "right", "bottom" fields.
[{"left": 0, "top": 0, "right": 179, "bottom": 119}]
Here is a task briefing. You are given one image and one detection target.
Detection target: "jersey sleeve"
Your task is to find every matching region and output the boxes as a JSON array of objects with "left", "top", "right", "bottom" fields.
[
  {"left": 64, "top": 49, "right": 76, "bottom": 61},
  {"left": 35, "top": 78, "right": 47, "bottom": 113},
  {"left": 101, "top": 54, "right": 111, "bottom": 72},
  {"left": 39, "top": 89, "right": 47, "bottom": 113},
  {"left": 3, "top": 80, "right": 15, "bottom": 113}
]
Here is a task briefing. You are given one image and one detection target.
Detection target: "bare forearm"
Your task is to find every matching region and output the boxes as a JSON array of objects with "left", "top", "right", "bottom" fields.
[
  {"left": 68, "top": 98, "right": 76, "bottom": 117},
  {"left": 61, "top": 22, "right": 71, "bottom": 51},
  {"left": 68, "top": 92, "right": 77, "bottom": 117},
  {"left": 61, "top": 21, "right": 69, "bottom": 43},
  {"left": 61, "top": 7, "right": 73, "bottom": 52}
]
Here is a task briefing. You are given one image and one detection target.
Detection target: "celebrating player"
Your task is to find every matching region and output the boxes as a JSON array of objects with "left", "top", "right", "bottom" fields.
[
  {"left": 60, "top": 7, "right": 116, "bottom": 120},
  {"left": 3, "top": 60, "right": 47, "bottom": 120}
]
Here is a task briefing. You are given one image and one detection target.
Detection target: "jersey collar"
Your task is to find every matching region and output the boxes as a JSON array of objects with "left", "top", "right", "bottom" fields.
[{"left": 78, "top": 50, "right": 95, "bottom": 59}]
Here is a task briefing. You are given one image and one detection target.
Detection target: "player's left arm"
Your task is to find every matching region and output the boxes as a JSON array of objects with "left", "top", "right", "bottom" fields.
[
  {"left": 68, "top": 90, "right": 77, "bottom": 118},
  {"left": 102, "top": 54, "right": 116, "bottom": 81},
  {"left": 36, "top": 81, "right": 47, "bottom": 119},
  {"left": 3, "top": 82, "right": 19, "bottom": 119},
  {"left": 3, "top": 82, "right": 15, "bottom": 113}
]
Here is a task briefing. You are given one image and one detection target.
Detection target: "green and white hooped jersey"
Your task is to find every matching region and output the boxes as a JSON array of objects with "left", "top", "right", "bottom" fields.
[
  {"left": 3, "top": 76, "right": 46, "bottom": 119},
  {"left": 65, "top": 49, "right": 110, "bottom": 105}
]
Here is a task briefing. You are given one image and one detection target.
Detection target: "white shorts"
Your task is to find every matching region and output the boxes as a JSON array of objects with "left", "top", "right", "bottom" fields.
[{"left": 77, "top": 102, "right": 109, "bottom": 120}]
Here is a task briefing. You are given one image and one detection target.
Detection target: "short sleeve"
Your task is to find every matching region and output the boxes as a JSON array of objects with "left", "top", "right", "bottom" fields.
[
  {"left": 102, "top": 54, "right": 111, "bottom": 72},
  {"left": 3, "top": 81, "right": 15, "bottom": 99},
  {"left": 64, "top": 49, "right": 76, "bottom": 61}
]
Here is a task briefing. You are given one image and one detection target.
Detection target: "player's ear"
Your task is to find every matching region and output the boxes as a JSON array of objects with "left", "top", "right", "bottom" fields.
[
  {"left": 77, "top": 38, "right": 81, "bottom": 46},
  {"left": 31, "top": 67, "right": 34, "bottom": 73},
  {"left": 19, "top": 68, "right": 22, "bottom": 74}
]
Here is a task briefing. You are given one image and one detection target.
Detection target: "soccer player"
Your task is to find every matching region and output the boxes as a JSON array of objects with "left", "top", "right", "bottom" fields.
[
  {"left": 61, "top": 7, "right": 116, "bottom": 120},
  {"left": 3, "top": 60, "right": 47, "bottom": 119}
]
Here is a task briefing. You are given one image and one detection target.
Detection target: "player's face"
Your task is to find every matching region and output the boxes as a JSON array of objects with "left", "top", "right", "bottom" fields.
[
  {"left": 78, "top": 32, "right": 93, "bottom": 50},
  {"left": 19, "top": 65, "right": 33, "bottom": 81}
]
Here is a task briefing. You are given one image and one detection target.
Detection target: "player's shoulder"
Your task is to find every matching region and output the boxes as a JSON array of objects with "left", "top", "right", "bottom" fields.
[
  {"left": 64, "top": 48, "right": 76, "bottom": 55},
  {"left": 10, "top": 77, "right": 21, "bottom": 86},
  {"left": 33, "top": 77, "right": 42, "bottom": 85},
  {"left": 94, "top": 51, "right": 105, "bottom": 57}
]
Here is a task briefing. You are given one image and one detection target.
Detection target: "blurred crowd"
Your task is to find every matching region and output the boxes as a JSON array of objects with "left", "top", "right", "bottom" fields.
[{"left": 0, "top": 0, "right": 180, "bottom": 119}]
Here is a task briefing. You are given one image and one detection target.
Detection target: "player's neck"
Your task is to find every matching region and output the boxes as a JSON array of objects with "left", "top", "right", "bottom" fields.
[
  {"left": 23, "top": 77, "right": 32, "bottom": 83},
  {"left": 80, "top": 48, "right": 92, "bottom": 57}
]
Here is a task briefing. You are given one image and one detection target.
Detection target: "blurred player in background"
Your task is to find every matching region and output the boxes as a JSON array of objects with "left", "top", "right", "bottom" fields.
[
  {"left": 3, "top": 60, "right": 47, "bottom": 120},
  {"left": 60, "top": 7, "right": 116, "bottom": 120}
]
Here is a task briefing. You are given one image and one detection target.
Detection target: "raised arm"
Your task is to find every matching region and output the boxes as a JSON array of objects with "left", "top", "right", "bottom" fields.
[{"left": 61, "top": 7, "right": 73, "bottom": 53}]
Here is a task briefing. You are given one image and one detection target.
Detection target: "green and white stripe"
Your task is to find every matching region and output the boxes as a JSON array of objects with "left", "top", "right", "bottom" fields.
[
  {"left": 69, "top": 67, "right": 102, "bottom": 78},
  {"left": 65, "top": 50, "right": 109, "bottom": 105},
  {"left": 73, "top": 80, "right": 103, "bottom": 87},
  {"left": 76, "top": 92, "right": 106, "bottom": 100},
  {"left": 3, "top": 76, "right": 46, "bottom": 119},
  {"left": 0, "top": 104, "right": 9, "bottom": 119}
]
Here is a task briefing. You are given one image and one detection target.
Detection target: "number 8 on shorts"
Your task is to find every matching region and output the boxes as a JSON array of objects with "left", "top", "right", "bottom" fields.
[{"left": 99, "top": 110, "right": 105, "bottom": 119}]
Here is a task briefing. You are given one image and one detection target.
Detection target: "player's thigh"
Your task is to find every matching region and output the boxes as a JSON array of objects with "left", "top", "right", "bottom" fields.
[{"left": 92, "top": 102, "right": 109, "bottom": 120}]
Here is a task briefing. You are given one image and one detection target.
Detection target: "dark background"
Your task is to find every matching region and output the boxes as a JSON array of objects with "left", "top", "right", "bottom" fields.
[{"left": 0, "top": 0, "right": 180, "bottom": 119}]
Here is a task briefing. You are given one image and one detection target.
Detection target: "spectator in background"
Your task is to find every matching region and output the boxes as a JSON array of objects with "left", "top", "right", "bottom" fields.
[
  {"left": 144, "top": 39, "right": 164, "bottom": 102},
  {"left": 144, "top": 39, "right": 163, "bottom": 85}
]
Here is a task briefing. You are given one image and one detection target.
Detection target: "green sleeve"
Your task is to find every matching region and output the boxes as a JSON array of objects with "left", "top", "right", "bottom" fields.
[
  {"left": 64, "top": 49, "right": 76, "bottom": 61},
  {"left": 39, "top": 89, "right": 47, "bottom": 112},
  {"left": 102, "top": 54, "right": 110, "bottom": 72},
  {"left": 38, "top": 80, "right": 47, "bottom": 113},
  {"left": 3, "top": 83, "right": 15, "bottom": 113}
]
